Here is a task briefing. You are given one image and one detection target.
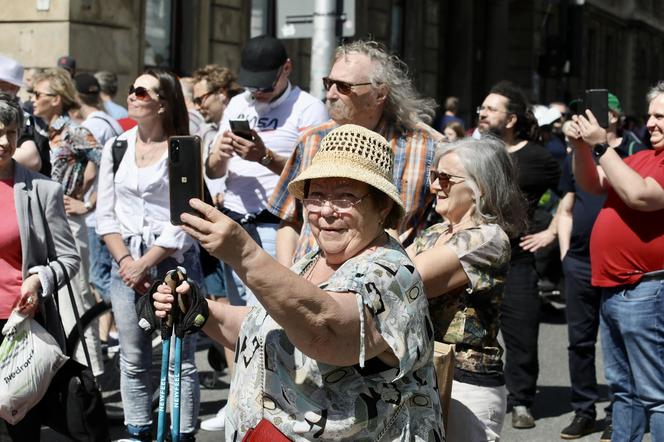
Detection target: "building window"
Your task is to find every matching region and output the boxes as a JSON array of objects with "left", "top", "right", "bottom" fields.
[{"left": 144, "top": 0, "right": 173, "bottom": 68}]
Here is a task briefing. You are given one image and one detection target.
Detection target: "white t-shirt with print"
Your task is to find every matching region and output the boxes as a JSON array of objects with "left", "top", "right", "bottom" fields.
[{"left": 214, "top": 83, "right": 328, "bottom": 215}]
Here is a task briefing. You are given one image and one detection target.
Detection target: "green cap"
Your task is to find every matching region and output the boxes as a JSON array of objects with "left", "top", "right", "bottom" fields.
[{"left": 608, "top": 92, "right": 622, "bottom": 114}]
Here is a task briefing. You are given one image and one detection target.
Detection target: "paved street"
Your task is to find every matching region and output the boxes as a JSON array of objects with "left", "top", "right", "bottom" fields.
[{"left": 42, "top": 304, "right": 651, "bottom": 441}]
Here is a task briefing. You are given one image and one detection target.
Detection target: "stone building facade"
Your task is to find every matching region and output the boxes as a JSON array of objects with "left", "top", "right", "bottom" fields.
[{"left": 0, "top": 0, "right": 663, "bottom": 125}]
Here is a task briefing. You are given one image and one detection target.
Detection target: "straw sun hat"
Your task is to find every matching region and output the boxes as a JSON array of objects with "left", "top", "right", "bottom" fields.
[{"left": 287, "top": 124, "right": 405, "bottom": 220}]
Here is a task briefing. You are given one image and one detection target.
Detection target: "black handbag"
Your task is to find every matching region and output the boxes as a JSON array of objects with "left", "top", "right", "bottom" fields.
[{"left": 42, "top": 261, "right": 110, "bottom": 442}]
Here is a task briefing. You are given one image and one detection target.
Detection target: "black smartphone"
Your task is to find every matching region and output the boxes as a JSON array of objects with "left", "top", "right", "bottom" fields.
[
  {"left": 229, "top": 119, "right": 253, "bottom": 140},
  {"left": 584, "top": 89, "right": 609, "bottom": 128},
  {"left": 168, "top": 135, "right": 203, "bottom": 225}
]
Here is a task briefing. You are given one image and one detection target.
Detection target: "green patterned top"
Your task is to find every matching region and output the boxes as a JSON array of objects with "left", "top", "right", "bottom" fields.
[
  {"left": 411, "top": 222, "right": 510, "bottom": 377},
  {"left": 225, "top": 236, "right": 444, "bottom": 441}
]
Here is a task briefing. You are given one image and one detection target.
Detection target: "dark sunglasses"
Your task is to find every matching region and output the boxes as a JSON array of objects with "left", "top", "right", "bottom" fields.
[
  {"left": 322, "top": 77, "right": 372, "bottom": 95},
  {"left": 193, "top": 89, "right": 220, "bottom": 106},
  {"left": 32, "top": 90, "right": 56, "bottom": 100},
  {"left": 429, "top": 170, "right": 466, "bottom": 186},
  {"left": 128, "top": 85, "right": 158, "bottom": 101}
]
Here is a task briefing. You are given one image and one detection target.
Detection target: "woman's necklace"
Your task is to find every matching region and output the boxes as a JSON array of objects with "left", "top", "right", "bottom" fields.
[{"left": 137, "top": 140, "right": 163, "bottom": 162}]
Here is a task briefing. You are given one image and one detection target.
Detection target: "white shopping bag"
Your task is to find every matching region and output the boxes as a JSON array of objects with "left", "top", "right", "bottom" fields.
[{"left": 0, "top": 310, "right": 68, "bottom": 424}]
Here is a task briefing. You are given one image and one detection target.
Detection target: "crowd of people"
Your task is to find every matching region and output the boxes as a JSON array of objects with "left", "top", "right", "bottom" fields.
[{"left": 0, "top": 32, "right": 662, "bottom": 442}]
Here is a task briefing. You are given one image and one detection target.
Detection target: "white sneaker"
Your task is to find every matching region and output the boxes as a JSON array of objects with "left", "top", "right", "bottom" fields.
[{"left": 201, "top": 405, "right": 226, "bottom": 431}]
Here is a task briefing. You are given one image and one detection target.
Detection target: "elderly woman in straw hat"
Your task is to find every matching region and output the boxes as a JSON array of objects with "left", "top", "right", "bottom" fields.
[{"left": 151, "top": 124, "right": 443, "bottom": 441}]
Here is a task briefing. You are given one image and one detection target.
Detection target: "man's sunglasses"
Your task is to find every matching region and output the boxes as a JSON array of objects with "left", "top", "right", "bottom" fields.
[
  {"left": 322, "top": 77, "right": 372, "bottom": 95},
  {"left": 128, "top": 85, "right": 159, "bottom": 101},
  {"left": 192, "top": 89, "right": 219, "bottom": 106}
]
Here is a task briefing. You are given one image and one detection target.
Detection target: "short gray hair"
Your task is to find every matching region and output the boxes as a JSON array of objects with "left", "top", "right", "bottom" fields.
[
  {"left": 0, "top": 92, "right": 23, "bottom": 138},
  {"left": 647, "top": 81, "right": 664, "bottom": 104},
  {"left": 335, "top": 40, "right": 437, "bottom": 133},
  {"left": 433, "top": 136, "right": 528, "bottom": 237}
]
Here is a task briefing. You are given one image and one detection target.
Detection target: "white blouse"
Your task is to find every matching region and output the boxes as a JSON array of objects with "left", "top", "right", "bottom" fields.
[{"left": 96, "top": 127, "right": 193, "bottom": 262}]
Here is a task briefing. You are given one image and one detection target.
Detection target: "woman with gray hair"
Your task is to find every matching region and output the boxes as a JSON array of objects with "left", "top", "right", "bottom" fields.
[
  {"left": 150, "top": 124, "right": 444, "bottom": 441},
  {"left": 407, "top": 136, "right": 527, "bottom": 441}
]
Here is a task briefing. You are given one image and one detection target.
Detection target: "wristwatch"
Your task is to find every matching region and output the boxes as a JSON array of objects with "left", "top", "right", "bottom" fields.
[
  {"left": 84, "top": 201, "right": 93, "bottom": 212},
  {"left": 259, "top": 149, "right": 274, "bottom": 166},
  {"left": 593, "top": 143, "right": 610, "bottom": 158}
]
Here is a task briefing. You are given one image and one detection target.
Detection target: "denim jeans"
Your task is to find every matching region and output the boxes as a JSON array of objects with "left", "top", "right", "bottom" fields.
[
  {"left": 600, "top": 278, "right": 664, "bottom": 441},
  {"left": 87, "top": 227, "right": 113, "bottom": 302},
  {"left": 110, "top": 246, "right": 202, "bottom": 435},
  {"left": 223, "top": 223, "right": 277, "bottom": 307}
]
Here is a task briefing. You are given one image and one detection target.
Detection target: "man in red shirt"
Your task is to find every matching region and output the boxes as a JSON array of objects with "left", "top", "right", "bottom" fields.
[{"left": 568, "top": 84, "right": 664, "bottom": 441}]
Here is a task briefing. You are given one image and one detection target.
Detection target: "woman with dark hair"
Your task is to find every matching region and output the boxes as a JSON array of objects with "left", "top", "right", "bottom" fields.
[
  {"left": 96, "top": 69, "right": 202, "bottom": 441},
  {"left": 444, "top": 121, "right": 465, "bottom": 142}
]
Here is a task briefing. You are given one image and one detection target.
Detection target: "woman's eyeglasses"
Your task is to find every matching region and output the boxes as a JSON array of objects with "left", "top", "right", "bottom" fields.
[
  {"left": 303, "top": 193, "right": 369, "bottom": 213},
  {"left": 429, "top": 170, "right": 466, "bottom": 187},
  {"left": 322, "top": 77, "right": 373, "bottom": 95},
  {"left": 128, "top": 85, "right": 158, "bottom": 101},
  {"left": 32, "top": 91, "right": 56, "bottom": 100}
]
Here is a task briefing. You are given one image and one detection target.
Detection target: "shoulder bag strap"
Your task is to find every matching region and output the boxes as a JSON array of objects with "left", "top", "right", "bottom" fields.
[
  {"left": 91, "top": 115, "right": 122, "bottom": 136},
  {"left": 54, "top": 260, "right": 94, "bottom": 370}
]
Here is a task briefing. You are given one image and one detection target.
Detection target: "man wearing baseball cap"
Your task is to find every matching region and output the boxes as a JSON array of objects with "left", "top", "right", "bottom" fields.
[
  {"left": 57, "top": 55, "right": 76, "bottom": 77},
  {"left": 0, "top": 54, "right": 51, "bottom": 175},
  {"left": 203, "top": 35, "right": 328, "bottom": 432}
]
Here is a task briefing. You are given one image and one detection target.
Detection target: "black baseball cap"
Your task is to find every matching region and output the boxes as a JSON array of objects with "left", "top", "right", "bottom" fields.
[
  {"left": 57, "top": 56, "right": 76, "bottom": 73},
  {"left": 238, "top": 35, "right": 288, "bottom": 89},
  {"left": 74, "top": 73, "right": 100, "bottom": 95}
]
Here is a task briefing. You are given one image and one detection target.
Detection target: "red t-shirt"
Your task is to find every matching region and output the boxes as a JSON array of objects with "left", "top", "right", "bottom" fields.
[
  {"left": 0, "top": 178, "right": 23, "bottom": 319},
  {"left": 590, "top": 149, "right": 664, "bottom": 287}
]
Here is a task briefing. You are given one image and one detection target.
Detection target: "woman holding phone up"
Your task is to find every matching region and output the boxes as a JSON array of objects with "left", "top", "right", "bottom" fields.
[{"left": 96, "top": 69, "right": 203, "bottom": 442}]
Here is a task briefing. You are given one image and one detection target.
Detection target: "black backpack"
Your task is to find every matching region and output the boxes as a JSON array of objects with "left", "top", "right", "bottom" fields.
[{"left": 111, "top": 137, "right": 128, "bottom": 175}]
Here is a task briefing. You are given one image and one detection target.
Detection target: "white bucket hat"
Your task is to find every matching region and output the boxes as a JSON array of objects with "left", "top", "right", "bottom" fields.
[{"left": 0, "top": 54, "right": 25, "bottom": 88}]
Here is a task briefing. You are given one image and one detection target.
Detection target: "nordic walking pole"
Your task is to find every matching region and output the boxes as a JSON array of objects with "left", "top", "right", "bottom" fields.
[
  {"left": 156, "top": 268, "right": 185, "bottom": 442},
  {"left": 169, "top": 267, "right": 188, "bottom": 442}
]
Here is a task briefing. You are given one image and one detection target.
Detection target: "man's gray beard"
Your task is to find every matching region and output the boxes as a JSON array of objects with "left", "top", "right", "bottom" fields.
[{"left": 326, "top": 100, "right": 352, "bottom": 124}]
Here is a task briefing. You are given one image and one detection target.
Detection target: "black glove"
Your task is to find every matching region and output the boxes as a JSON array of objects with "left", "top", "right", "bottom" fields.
[
  {"left": 135, "top": 273, "right": 209, "bottom": 338},
  {"left": 174, "top": 279, "right": 209, "bottom": 337},
  {"left": 136, "top": 280, "right": 162, "bottom": 336}
]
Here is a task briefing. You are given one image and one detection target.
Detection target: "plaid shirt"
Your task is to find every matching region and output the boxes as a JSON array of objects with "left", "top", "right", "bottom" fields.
[{"left": 267, "top": 120, "right": 438, "bottom": 263}]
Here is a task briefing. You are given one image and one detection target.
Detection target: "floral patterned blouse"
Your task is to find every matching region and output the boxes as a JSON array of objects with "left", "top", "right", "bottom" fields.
[
  {"left": 411, "top": 222, "right": 511, "bottom": 384},
  {"left": 48, "top": 116, "right": 101, "bottom": 197},
  {"left": 225, "top": 236, "right": 444, "bottom": 441}
]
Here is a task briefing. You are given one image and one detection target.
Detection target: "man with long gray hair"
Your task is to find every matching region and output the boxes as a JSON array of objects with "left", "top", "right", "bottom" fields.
[
  {"left": 269, "top": 40, "right": 442, "bottom": 265},
  {"left": 568, "top": 82, "right": 664, "bottom": 442}
]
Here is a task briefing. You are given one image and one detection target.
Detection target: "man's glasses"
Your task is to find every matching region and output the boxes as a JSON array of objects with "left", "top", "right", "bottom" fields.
[
  {"left": 322, "top": 77, "right": 373, "bottom": 95},
  {"left": 129, "top": 85, "right": 158, "bottom": 101},
  {"left": 193, "top": 89, "right": 218, "bottom": 106},
  {"left": 303, "top": 193, "right": 369, "bottom": 213},
  {"left": 429, "top": 170, "right": 466, "bottom": 187},
  {"left": 476, "top": 105, "right": 509, "bottom": 115},
  {"left": 32, "top": 91, "right": 56, "bottom": 100}
]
